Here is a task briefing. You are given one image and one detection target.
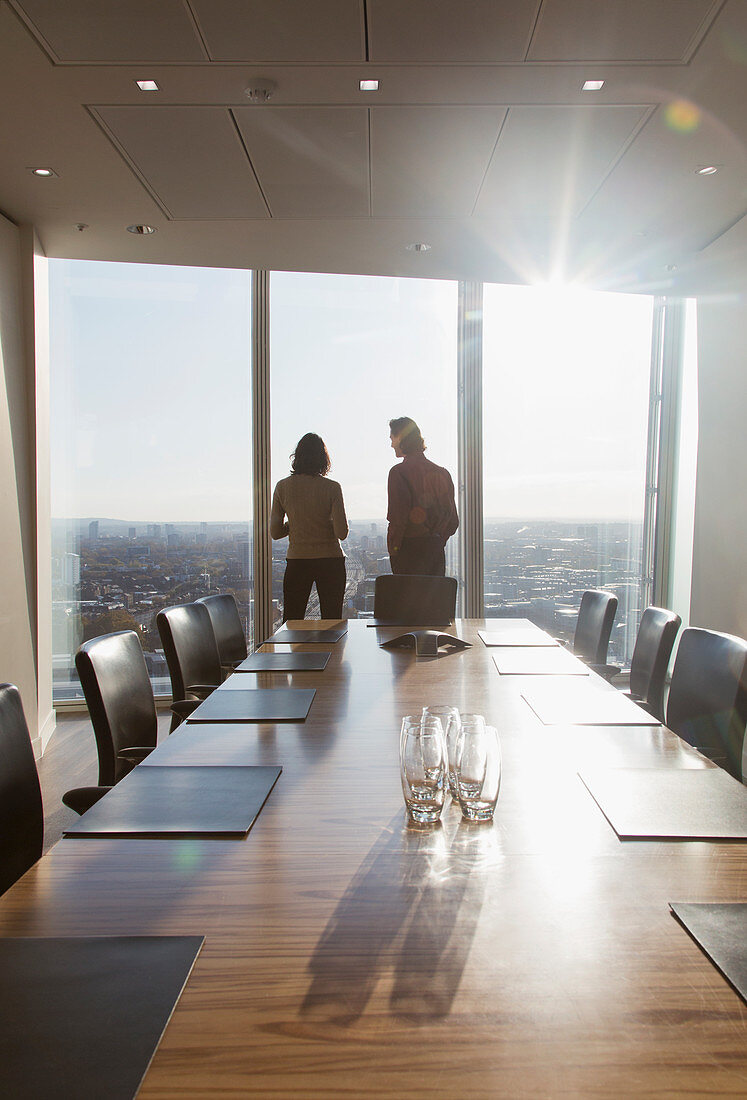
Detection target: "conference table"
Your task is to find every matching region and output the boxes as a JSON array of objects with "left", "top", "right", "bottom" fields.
[{"left": 2, "top": 619, "right": 746, "bottom": 1096}]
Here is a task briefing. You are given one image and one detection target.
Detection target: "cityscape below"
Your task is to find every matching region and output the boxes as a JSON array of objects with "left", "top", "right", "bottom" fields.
[{"left": 52, "top": 517, "right": 645, "bottom": 701}]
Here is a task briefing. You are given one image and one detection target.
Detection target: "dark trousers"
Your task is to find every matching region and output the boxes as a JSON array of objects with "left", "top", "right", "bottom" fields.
[
  {"left": 390, "top": 536, "right": 446, "bottom": 577},
  {"left": 282, "top": 557, "right": 347, "bottom": 622}
]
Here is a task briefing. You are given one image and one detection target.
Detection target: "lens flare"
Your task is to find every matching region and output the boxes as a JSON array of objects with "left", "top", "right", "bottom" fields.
[{"left": 664, "top": 99, "right": 701, "bottom": 133}]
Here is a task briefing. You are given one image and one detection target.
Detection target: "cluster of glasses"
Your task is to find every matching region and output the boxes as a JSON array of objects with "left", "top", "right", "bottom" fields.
[{"left": 400, "top": 707, "right": 501, "bottom": 825}]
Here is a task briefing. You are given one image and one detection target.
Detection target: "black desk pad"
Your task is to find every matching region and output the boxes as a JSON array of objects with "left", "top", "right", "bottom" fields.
[
  {"left": 491, "top": 647, "right": 588, "bottom": 675},
  {"left": 670, "top": 903, "right": 747, "bottom": 1003},
  {"left": 234, "top": 651, "right": 330, "bottom": 672},
  {"left": 522, "top": 682, "right": 658, "bottom": 725},
  {"left": 64, "top": 765, "right": 281, "bottom": 837},
  {"left": 0, "top": 935, "right": 203, "bottom": 1099},
  {"left": 186, "top": 687, "right": 315, "bottom": 722},
  {"left": 478, "top": 627, "right": 558, "bottom": 647},
  {"left": 579, "top": 767, "right": 747, "bottom": 840},
  {"left": 267, "top": 625, "right": 347, "bottom": 643},
  {"left": 366, "top": 618, "right": 453, "bottom": 627}
]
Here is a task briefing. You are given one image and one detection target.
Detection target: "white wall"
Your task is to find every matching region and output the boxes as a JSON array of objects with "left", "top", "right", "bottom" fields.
[
  {"left": 690, "top": 294, "right": 747, "bottom": 639},
  {"left": 0, "top": 214, "right": 42, "bottom": 747}
]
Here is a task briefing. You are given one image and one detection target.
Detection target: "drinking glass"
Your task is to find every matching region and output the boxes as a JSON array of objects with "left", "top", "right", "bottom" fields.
[
  {"left": 422, "top": 705, "right": 460, "bottom": 797},
  {"left": 448, "top": 713, "right": 485, "bottom": 799},
  {"left": 400, "top": 714, "right": 446, "bottom": 824},
  {"left": 455, "top": 724, "right": 501, "bottom": 822}
]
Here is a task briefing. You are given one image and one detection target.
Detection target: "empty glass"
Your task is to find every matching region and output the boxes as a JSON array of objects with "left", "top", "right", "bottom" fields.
[
  {"left": 455, "top": 724, "right": 501, "bottom": 822},
  {"left": 400, "top": 715, "right": 447, "bottom": 824},
  {"left": 422, "top": 705, "right": 460, "bottom": 797}
]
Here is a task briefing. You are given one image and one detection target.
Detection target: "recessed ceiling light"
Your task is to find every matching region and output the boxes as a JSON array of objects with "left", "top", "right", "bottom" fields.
[
  {"left": 136, "top": 79, "right": 159, "bottom": 92},
  {"left": 29, "top": 167, "right": 57, "bottom": 177},
  {"left": 126, "top": 224, "right": 157, "bottom": 235},
  {"left": 359, "top": 79, "right": 379, "bottom": 92},
  {"left": 696, "top": 164, "right": 719, "bottom": 175},
  {"left": 582, "top": 79, "right": 605, "bottom": 91},
  {"left": 406, "top": 242, "right": 431, "bottom": 253}
]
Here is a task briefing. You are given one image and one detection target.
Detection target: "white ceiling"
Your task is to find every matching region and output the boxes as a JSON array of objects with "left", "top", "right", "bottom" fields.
[{"left": 1, "top": 0, "right": 745, "bottom": 293}]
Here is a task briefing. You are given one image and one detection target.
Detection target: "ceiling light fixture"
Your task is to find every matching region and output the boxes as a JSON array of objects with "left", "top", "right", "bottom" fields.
[
  {"left": 696, "top": 164, "right": 719, "bottom": 175},
  {"left": 136, "top": 79, "right": 159, "bottom": 92},
  {"left": 406, "top": 242, "right": 431, "bottom": 252},
  {"left": 582, "top": 79, "right": 605, "bottom": 91},
  {"left": 359, "top": 79, "right": 379, "bottom": 91},
  {"left": 126, "top": 224, "right": 157, "bottom": 235},
  {"left": 29, "top": 167, "right": 57, "bottom": 177},
  {"left": 243, "top": 79, "right": 277, "bottom": 103}
]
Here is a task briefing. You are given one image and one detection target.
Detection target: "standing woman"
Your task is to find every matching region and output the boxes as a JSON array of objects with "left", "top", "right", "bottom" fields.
[{"left": 271, "top": 433, "right": 348, "bottom": 622}]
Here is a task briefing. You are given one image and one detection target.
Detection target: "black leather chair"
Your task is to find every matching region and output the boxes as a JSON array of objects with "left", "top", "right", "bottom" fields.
[
  {"left": 373, "top": 574, "right": 457, "bottom": 625},
  {"left": 74, "top": 630, "right": 159, "bottom": 788},
  {"left": 157, "top": 602, "right": 222, "bottom": 731},
  {"left": 666, "top": 627, "right": 747, "bottom": 781},
  {"left": 0, "top": 684, "right": 108, "bottom": 895},
  {"left": 594, "top": 606, "right": 681, "bottom": 722},
  {"left": 624, "top": 607, "right": 681, "bottom": 722},
  {"left": 196, "top": 593, "right": 247, "bottom": 671},
  {"left": 572, "top": 589, "right": 618, "bottom": 665}
]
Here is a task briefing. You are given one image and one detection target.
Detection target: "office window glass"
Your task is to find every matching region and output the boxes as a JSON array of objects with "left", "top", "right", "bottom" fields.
[
  {"left": 270, "top": 273, "right": 458, "bottom": 624},
  {"left": 50, "top": 260, "right": 253, "bottom": 701},
  {"left": 482, "top": 283, "right": 654, "bottom": 664}
]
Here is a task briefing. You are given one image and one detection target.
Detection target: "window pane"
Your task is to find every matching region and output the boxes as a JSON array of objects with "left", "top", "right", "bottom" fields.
[
  {"left": 482, "top": 283, "right": 654, "bottom": 665},
  {"left": 50, "top": 260, "right": 253, "bottom": 701},
  {"left": 270, "top": 273, "right": 458, "bottom": 624}
]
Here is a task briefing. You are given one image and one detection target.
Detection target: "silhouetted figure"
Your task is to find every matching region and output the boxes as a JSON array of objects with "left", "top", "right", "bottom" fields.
[
  {"left": 387, "top": 417, "right": 458, "bottom": 576},
  {"left": 271, "top": 433, "right": 348, "bottom": 621}
]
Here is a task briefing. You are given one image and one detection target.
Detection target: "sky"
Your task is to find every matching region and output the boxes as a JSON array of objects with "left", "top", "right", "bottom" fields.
[{"left": 50, "top": 259, "right": 656, "bottom": 524}]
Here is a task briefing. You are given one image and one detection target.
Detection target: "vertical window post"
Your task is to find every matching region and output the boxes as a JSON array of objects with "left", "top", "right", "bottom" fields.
[
  {"left": 252, "top": 270, "right": 272, "bottom": 648},
  {"left": 457, "top": 282, "right": 484, "bottom": 617}
]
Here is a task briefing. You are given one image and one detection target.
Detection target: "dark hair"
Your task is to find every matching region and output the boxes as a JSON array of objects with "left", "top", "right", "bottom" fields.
[
  {"left": 291, "top": 433, "right": 331, "bottom": 476},
  {"left": 389, "top": 416, "right": 425, "bottom": 454}
]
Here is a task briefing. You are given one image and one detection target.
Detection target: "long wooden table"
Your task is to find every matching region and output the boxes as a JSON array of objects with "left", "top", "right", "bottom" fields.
[{"left": 2, "top": 620, "right": 746, "bottom": 1096}]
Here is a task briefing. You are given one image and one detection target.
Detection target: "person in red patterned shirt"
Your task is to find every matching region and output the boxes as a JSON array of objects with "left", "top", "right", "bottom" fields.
[{"left": 386, "top": 416, "right": 459, "bottom": 576}]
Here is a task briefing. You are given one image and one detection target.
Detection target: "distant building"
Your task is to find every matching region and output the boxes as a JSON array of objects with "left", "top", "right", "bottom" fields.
[
  {"left": 88, "top": 520, "right": 99, "bottom": 541},
  {"left": 129, "top": 527, "right": 136, "bottom": 539}
]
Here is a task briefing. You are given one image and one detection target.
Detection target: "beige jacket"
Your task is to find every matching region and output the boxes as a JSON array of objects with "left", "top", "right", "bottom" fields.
[{"left": 270, "top": 474, "right": 348, "bottom": 559}]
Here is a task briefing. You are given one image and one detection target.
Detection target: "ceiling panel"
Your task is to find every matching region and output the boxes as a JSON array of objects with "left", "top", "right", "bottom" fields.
[
  {"left": 191, "top": 0, "right": 364, "bottom": 62},
  {"left": 233, "top": 107, "right": 369, "bottom": 217},
  {"left": 527, "top": 0, "right": 718, "bottom": 62},
  {"left": 14, "top": 0, "right": 205, "bottom": 62},
  {"left": 95, "top": 107, "right": 268, "bottom": 219},
  {"left": 371, "top": 107, "right": 507, "bottom": 216},
  {"left": 368, "top": 0, "right": 539, "bottom": 62},
  {"left": 474, "top": 105, "right": 650, "bottom": 219}
]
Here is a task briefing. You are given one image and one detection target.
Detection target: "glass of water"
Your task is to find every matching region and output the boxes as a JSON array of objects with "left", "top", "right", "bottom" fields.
[
  {"left": 400, "top": 714, "right": 447, "bottom": 824},
  {"left": 422, "top": 705, "right": 460, "bottom": 798},
  {"left": 455, "top": 723, "right": 501, "bottom": 822}
]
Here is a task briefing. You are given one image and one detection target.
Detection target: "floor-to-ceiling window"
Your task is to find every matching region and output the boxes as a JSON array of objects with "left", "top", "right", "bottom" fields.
[
  {"left": 49, "top": 260, "right": 253, "bottom": 700},
  {"left": 482, "top": 283, "right": 654, "bottom": 664},
  {"left": 269, "top": 273, "right": 458, "bottom": 624}
]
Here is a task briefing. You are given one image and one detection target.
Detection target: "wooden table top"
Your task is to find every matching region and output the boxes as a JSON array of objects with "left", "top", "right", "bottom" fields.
[{"left": 2, "top": 619, "right": 746, "bottom": 1097}]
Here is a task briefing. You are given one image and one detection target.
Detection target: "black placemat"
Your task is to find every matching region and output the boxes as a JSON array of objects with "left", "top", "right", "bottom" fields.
[
  {"left": 670, "top": 903, "right": 747, "bottom": 1002},
  {"left": 579, "top": 768, "right": 747, "bottom": 840},
  {"left": 522, "top": 682, "right": 658, "bottom": 725},
  {"left": 267, "top": 625, "right": 347, "bottom": 643},
  {"left": 64, "top": 765, "right": 281, "bottom": 837},
  {"left": 186, "top": 687, "right": 315, "bottom": 722},
  {"left": 491, "top": 647, "right": 588, "bottom": 675},
  {"left": 0, "top": 935, "right": 203, "bottom": 1099},
  {"left": 234, "top": 652, "right": 330, "bottom": 672}
]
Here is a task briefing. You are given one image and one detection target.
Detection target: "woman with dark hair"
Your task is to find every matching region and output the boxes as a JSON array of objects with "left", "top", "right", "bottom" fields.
[{"left": 270, "top": 433, "right": 348, "bottom": 622}]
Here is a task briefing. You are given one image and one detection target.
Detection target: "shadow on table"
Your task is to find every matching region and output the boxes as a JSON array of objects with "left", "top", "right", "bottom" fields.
[{"left": 300, "top": 812, "right": 489, "bottom": 1024}]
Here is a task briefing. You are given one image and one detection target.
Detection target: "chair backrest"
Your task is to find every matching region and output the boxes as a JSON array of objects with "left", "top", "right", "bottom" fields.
[
  {"left": 573, "top": 589, "right": 618, "bottom": 665},
  {"left": 0, "top": 684, "right": 44, "bottom": 896},
  {"left": 75, "top": 630, "right": 158, "bottom": 786},
  {"left": 373, "top": 574, "right": 457, "bottom": 625},
  {"left": 629, "top": 606, "right": 681, "bottom": 723},
  {"left": 196, "top": 594, "right": 247, "bottom": 666},
  {"left": 157, "top": 602, "right": 222, "bottom": 703},
  {"left": 666, "top": 627, "right": 747, "bottom": 781}
]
